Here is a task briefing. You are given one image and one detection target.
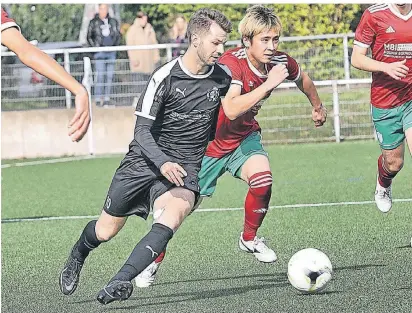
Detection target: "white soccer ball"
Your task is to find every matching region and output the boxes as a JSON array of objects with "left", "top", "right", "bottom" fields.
[{"left": 287, "top": 248, "right": 333, "bottom": 293}]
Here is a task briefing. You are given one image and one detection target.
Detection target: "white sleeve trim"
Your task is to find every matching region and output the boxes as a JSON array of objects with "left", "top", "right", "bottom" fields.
[
  {"left": 354, "top": 40, "right": 370, "bottom": 48},
  {"left": 134, "top": 111, "right": 155, "bottom": 120},
  {"left": 1, "top": 21, "right": 20, "bottom": 32},
  {"left": 231, "top": 80, "right": 243, "bottom": 86}
]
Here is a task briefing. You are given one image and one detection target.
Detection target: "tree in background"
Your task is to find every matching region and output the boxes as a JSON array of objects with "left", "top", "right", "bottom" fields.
[
  {"left": 8, "top": 4, "right": 361, "bottom": 44},
  {"left": 8, "top": 4, "right": 84, "bottom": 42},
  {"left": 7, "top": 4, "right": 364, "bottom": 80}
]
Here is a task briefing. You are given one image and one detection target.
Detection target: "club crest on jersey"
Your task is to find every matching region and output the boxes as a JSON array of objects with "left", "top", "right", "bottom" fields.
[{"left": 206, "top": 86, "right": 220, "bottom": 102}]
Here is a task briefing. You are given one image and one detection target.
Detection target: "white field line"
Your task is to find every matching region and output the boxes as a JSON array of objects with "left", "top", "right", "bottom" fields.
[
  {"left": 1, "top": 154, "right": 124, "bottom": 168},
  {"left": 2, "top": 198, "right": 412, "bottom": 223}
]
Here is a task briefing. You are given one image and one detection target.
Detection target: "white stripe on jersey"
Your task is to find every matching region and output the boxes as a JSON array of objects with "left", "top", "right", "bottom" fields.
[
  {"left": 137, "top": 58, "right": 178, "bottom": 120},
  {"left": 368, "top": 3, "right": 386, "bottom": 10},
  {"left": 232, "top": 49, "right": 247, "bottom": 59},
  {"left": 369, "top": 4, "right": 388, "bottom": 13},
  {"left": 270, "top": 57, "right": 288, "bottom": 64}
]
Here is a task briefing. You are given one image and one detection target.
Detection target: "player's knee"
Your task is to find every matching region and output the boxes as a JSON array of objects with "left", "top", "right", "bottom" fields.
[
  {"left": 248, "top": 171, "right": 273, "bottom": 198},
  {"left": 95, "top": 221, "right": 120, "bottom": 242},
  {"left": 384, "top": 157, "right": 403, "bottom": 173}
]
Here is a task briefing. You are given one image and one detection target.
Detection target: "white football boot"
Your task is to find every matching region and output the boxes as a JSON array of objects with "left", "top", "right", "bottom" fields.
[
  {"left": 134, "top": 261, "right": 160, "bottom": 288},
  {"left": 374, "top": 175, "right": 392, "bottom": 213},
  {"left": 239, "top": 232, "right": 277, "bottom": 263}
]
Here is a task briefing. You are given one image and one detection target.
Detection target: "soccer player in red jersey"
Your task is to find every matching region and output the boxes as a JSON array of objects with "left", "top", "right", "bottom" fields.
[
  {"left": 135, "top": 5, "right": 326, "bottom": 288},
  {"left": 1, "top": 7, "right": 90, "bottom": 142},
  {"left": 351, "top": 3, "right": 412, "bottom": 213}
]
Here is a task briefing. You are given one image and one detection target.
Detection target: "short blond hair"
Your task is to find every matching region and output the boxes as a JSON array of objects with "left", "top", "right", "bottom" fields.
[{"left": 238, "top": 5, "right": 282, "bottom": 43}]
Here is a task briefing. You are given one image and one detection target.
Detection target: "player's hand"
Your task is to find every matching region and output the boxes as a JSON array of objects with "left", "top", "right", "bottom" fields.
[
  {"left": 383, "top": 59, "right": 409, "bottom": 80},
  {"left": 266, "top": 64, "right": 289, "bottom": 89},
  {"left": 160, "top": 162, "right": 187, "bottom": 187},
  {"left": 312, "top": 104, "right": 327, "bottom": 128},
  {"left": 68, "top": 87, "right": 91, "bottom": 142}
]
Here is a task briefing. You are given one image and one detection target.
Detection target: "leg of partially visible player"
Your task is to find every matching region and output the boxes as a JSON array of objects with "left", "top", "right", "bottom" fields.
[
  {"left": 375, "top": 145, "right": 404, "bottom": 213},
  {"left": 59, "top": 210, "right": 127, "bottom": 295},
  {"left": 372, "top": 104, "right": 407, "bottom": 213},
  {"left": 96, "top": 187, "right": 195, "bottom": 304},
  {"left": 238, "top": 154, "right": 277, "bottom": 263}
]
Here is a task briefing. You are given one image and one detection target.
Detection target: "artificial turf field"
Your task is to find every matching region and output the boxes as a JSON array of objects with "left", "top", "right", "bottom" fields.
[{"left": 2, "top": 141, "right": 411, "bottom": 313}]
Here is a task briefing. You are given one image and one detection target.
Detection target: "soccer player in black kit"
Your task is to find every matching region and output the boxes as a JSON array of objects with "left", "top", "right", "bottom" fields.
[{"left": 59, "top": 8, "right": 232, "bottom": 304}]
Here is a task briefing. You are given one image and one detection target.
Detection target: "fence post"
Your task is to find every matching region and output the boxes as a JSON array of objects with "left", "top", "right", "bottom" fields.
[
  {"left": 343, "top": 35, "right": 350, "bottom": 88},
  {"left": 64, "top": 50, "right": 72, "bottom": 109},
  {"left": 332, "top": 81, "right": 341, "bottom": 143},
  {"left": 166, "top": 47, "right": 173, "bottom": 62},
  {"left": 82, "top": 57, "right": 95, "bottom": 156}
]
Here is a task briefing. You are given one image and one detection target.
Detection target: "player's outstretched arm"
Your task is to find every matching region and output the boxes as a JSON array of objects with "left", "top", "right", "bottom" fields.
[
  {"left": 295, "top": 72, "right": 326, "bottom": 127},
  {"left": 1, "top": 27, "right": 90, "bottom": 142},
  {"left": 351, "top": 45, "right": 409, "bottom": 81},
  {"left": 222, "top": 64, "right": 288, "bottom": 120}
]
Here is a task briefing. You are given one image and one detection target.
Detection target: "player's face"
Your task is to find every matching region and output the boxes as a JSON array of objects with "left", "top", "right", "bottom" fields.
[
  {"left": 197, "top": 23, "right": 227, "bottom": 66},
  {"left": 139, "top": 15, "right": 148, "bottom": 27},
  {"left": 248, "top": 29, "right": 280, "bottom": 64},
  {"left": 98, "top": 5, "right": 109, "bottom": 19},
  {"left": 176, "top": 17, "right": 186, "bottom": 31}
]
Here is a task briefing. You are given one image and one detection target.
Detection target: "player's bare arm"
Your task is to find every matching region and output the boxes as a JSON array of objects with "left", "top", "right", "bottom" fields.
[
  {"left": 222, "top": 63, "right": 288, "bottom": 120},
  {"left": 295, "top": 71, "right": 327, "bottom": 127},
  {"left": 1, "top": 27, "right": 90, "bottom": 142},
  {"left": 351, "top": 45, "right": 409, "bottom": 81}
]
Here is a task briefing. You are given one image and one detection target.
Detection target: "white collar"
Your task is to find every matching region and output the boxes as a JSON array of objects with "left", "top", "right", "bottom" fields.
[
  {"left": 178, "top": 57, "right": 214, "bottom": 79},
  {"left": 388, "top": 4, "right": 412, "bottom": 21}
]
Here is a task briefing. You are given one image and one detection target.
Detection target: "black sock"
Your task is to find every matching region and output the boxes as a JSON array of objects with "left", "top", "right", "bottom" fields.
[
  {"left": 72, "top": 220, "right": 102, "bottom": 261},
  {"left": 111, "top": 223, "right": 173, "bottom": 282}
]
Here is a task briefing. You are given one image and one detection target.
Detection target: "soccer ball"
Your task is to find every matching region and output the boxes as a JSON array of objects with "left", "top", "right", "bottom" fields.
[{"left": 287, "top": 248, "right": 333, "bottom": 293}]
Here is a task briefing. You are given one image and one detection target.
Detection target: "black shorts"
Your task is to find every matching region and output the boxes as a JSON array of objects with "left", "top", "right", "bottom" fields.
[{"left": 103, "top": 150, "right": 200, "bottom": 219}]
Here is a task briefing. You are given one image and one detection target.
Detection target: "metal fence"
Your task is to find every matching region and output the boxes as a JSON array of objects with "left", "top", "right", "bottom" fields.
[
  {"left": 1, "top": 33, "right": 376, "bottom": 147},
  {"left": 258, "top": 79, "right": 373, "bottom": 144},
  {"left": 1, "top": 33, "right": 371, "bottom": 110}
]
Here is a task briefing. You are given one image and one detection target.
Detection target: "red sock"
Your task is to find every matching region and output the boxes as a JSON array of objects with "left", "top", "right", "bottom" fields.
[
  {"left": 154, "top": 249, "right": 166, "bottom": 264},
  {"left": 243, "top": 171, "right": 272, "bottom": 241},
  {"left": 377, "top": 155, "right": 398, "bottom": 188}
]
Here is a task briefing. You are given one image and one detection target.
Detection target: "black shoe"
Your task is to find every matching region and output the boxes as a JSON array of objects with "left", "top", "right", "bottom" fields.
[
  {"left": 96, "top": 280, "right": 133, "bottom": 305},
  {"left": 59, "top": 247, "right": 84, "bottom": 296}
]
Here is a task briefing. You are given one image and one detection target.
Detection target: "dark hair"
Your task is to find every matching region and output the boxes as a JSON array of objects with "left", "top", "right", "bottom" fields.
[
  {"left": 136, "top": 11, "right": 147, "bottom": 18},
  {"left": 187, "top": 8, "right": 232, "bottom": 44}
]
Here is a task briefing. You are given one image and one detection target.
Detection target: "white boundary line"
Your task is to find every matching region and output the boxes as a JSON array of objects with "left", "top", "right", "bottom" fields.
[
  {"left": 1, "top": 154, "right": 124, "bottom": 169},
  {"left": 3, "top": 198, "right": 412, "bottom": 223}
]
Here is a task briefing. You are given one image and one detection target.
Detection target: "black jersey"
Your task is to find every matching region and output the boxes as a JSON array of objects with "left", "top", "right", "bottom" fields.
[{"left": 131, "top": 56, "right": 232, "bottom": 167}]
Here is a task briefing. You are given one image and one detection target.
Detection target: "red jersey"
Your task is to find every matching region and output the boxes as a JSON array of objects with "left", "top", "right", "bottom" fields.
[
  {"left": 1, "top": 8, "right": 20, "bottom": 32},
  {"left": 206, "top": 47, "right": 301, "bottom": 158},
  {"left": 354, "top": 4, "right": 412, "bottom": 109}
]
